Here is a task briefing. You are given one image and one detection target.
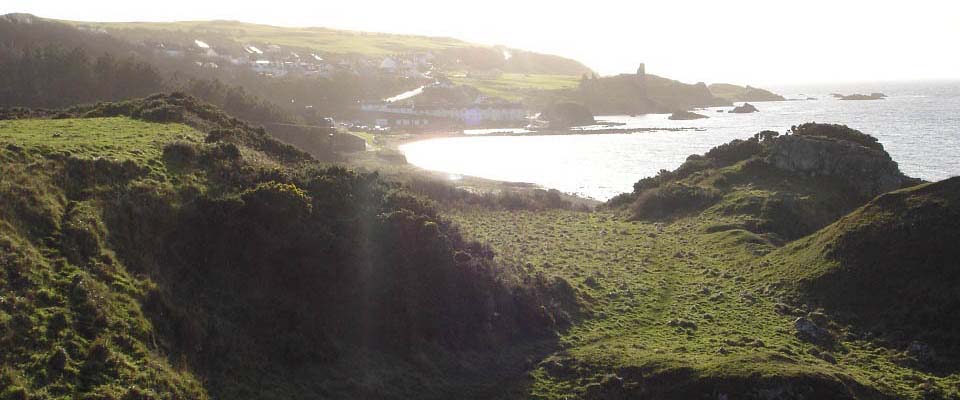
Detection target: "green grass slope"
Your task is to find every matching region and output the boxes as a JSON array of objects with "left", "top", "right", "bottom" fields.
[
  {"left": 0, "top": 94, "right": 575, "bottom": 399},
  {"left": 448, "top": 73, "right": 581, "bottom": 102},
  {"left": 0, "top": 117, "right": 209, "bottom": 400},
  {"left": 68, "top": 19, "right": 471, "bottom": 56},
  {"left": 434, "top": 123, "right": 959, "bottom": 399},
  {"left": 767, "top": 177, "right": 960, "bottom": 369},
  {"left": 448, "top": 206, "right": 958, "bottom": 399},
  {"left": 60, "top": 18, "right": 592, "bottom": 75}
]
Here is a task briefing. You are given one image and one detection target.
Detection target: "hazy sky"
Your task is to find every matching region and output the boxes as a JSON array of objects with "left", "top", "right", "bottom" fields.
[{"left": 4, "top": 0, "right": 959, "bottom": 85}]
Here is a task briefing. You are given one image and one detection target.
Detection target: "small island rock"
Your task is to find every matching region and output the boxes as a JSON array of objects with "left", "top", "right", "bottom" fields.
[
  {"left": 540, "top": 102, "right": 596, "bottom": 128},
  {"left": 839, "top": 93, "right": 886, "bottom": 101},
  {"left": 668, "top": 110, "right": 709, "bottom": 120},
  {"left": 729, "top": 103, "right": 759, "bottom": 113}
]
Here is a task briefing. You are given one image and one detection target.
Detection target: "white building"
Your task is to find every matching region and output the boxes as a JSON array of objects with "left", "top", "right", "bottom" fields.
[{"left": 379, "top": 57, "right": 398, "bottom": 72}]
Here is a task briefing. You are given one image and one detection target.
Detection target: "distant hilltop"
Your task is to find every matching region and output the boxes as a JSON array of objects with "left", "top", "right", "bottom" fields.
[
  {"left": 0, "top": 13, "right": 784, "bottom": 128},
  {"left": 53, "top": 16, "right": 594, "bottom": 76},
  {"left": 708, "top": 83, "right": 786, "bottom": 102},
  {"left": 561, "top": 65, "right": 785, "bottom": 115}
]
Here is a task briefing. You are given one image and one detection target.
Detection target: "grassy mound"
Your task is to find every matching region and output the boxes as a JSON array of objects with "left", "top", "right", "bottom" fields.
[
  {"left": 0, "top": 97, "right": 576, "bottom": 399},
  {"left": 609, "top": 124, "right": 918, "bottom": 242},
  {"left": 448, "top": 207, "right": 960, "bottom": 399},
  {"left": 768, "top": 177, "right": 960, "bottom": 369}
]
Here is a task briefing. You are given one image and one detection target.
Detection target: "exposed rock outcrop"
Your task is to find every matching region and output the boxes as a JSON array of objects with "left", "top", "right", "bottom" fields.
[
  {"left": 540, "top": 101, "right": 596, "bottom": 128},
  {"left": 613, "top": 123, "right": 920, "bottom": 240},
  {"left": 765, "top": 133, "right": 913, "bottom": 198},
  {"left": 729, "top": 103, "right": 759, "bottom": 113},
  {"left": 709, "top": 83, "right": 785, "bottom": 102},
  {"left": 837, "top": 93, "right": 886, "bottom": 101},
  {"left": 574, "top": 73, "right": 730, "bottom": 115},
  {"left": 668, "top": 110, "right": 709, "bottom": 120}
]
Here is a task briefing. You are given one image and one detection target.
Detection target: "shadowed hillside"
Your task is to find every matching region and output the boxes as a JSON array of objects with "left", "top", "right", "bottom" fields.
[
  {"left": 768, "top": 177, "right": 960, "bottom": 370},
  {"left": 0, "top": 94, "right": 578, "bottom": 399}
]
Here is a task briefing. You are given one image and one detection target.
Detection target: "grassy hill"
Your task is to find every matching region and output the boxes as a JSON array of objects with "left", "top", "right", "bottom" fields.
[
  {"left": 64, "top": 19, "right": 472, "bottom": 56},
  {"left": 440, "top": 123, "right": 958, "bottom": 399},
  {"left": 3, "top": 94, "right": 959, "bottom": 399},
  {"left": 768, "top": 177, "right": 960, "bottom": 368},
  {"left": 0, "top": 94, "right": 575, "bottom": 399},
  {"left": 61, "top": 18, "right": 593, "bottom": 76},
  {"left": 447, "top": 72, "right": 581, "bottom": 101}
]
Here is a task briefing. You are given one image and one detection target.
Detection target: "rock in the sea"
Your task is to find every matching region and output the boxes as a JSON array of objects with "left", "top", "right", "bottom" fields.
[
  {"left": 668, "top": 110, "right": 709, "bottom": 120},
  {"left": 838, "top": 93, "right": 886, "bottom": 100},
  {"left": 728, "top": 103, "right": 759, "bottom": 113},
  {"left": 540, "top": 102, "right": 596, "bottom": 128},
  {"left": 708, "top": 83, "right": 785, "bottom": 102}
]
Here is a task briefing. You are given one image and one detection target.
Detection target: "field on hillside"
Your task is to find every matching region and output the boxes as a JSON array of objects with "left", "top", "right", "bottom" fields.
[
  {"left": 448, "top": 72, "right": 580, "bottom": 101},
  {"left": 66, "top": 20, "right": 472, "bottom": 56},
  {"left": 0, "top": 116, "right": 201, "bottom": 162},
  {"left": 0, "top": 116, "right": 211, "bottom": 400},
  {"left": 448, "top": 208, "right": 960, "bottom": 399}
]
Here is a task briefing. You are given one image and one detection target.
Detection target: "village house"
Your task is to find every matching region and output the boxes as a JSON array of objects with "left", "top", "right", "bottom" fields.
[{"left": 360, "top": 100, "right": 527, "bottom": 127}]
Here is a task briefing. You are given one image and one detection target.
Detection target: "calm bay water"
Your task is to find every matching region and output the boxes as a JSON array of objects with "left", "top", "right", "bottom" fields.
[{"left": 400, "top": 81, "right": 960, "bottom": 200}]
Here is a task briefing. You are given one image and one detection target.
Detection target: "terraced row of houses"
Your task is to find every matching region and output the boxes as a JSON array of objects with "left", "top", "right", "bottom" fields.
[{"left": 360, "top": 100, "right": 527, "bottom": 128}]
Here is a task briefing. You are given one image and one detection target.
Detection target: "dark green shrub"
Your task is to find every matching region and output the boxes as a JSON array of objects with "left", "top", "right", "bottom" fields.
[
  {"left": 161, "top": 141, "right": 198, "bottom": 169},
  {"left": 134, "top": 103, "right": 184, "bottom": 123},
  {"left": 632, "top": 183, "right": 721, "bottom": 220},
  {"left": 2, "top": 387, "right": 28, "bottom": 400},
  {"left": 632, "top": 169, "right": 679, "bottom": 192},
  {"left": 204, "top": 128, "right": 235, "bottom": 143},
  {"left": 790, "top": 123, "right": 883, "bottom": 150},
  {"left": 120, "top": 386, "right": 157, "bottom": 400},
  {"left": 703, "top": 137, "right": 761, "bottom": 165},
  {"left": 453, "top": 251, "right": 472, "bottom": 264},
  {"left": 240, "top": 181, "right": 313, "bottom": 222},
  {"left": 48, "top": 347, "right": 70, "bottom": 372}
]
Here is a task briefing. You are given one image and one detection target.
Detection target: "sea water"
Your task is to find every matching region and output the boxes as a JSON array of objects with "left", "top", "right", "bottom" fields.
[{"left": 400, "top": 81, "right": 960, "bottom": 200}]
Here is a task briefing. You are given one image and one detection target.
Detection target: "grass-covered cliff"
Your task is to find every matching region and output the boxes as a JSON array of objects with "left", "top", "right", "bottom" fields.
[
  {"left": 0, "top": 94, "right": 576, "bottom": 400},
  {"left": 708, "top": 83, "right": 786, "bottom": 102},
  {"left": 768, "top": 177, "right": 960, "bottom": 368}
]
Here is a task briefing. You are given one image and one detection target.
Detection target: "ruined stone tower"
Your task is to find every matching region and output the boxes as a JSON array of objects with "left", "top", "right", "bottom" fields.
[{"left": 637, "top": 63, "right": 647, "bottom": 97}]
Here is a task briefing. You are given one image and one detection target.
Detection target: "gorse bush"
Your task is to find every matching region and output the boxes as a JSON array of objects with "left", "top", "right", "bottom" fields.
[
  {"left": 133, "top": 102, "right": 184, "bottom": 123},
  {"left": 161, "top": 141, "right": 198, "bottom": 168},
  {"left": 240, "top": 181, "right": 313, "bottom": 222},
  {"left": 405, "top": 176, "right": 579, "bottom": 211},
  {"left": 631, "top": 183, "right": 721, "bottom": 219},
  {"left": 703, "top": 137, "right": 763, "bottom": 165},
  {"left": 790, "top": 122, "right": 883, "bottom": 151}
]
